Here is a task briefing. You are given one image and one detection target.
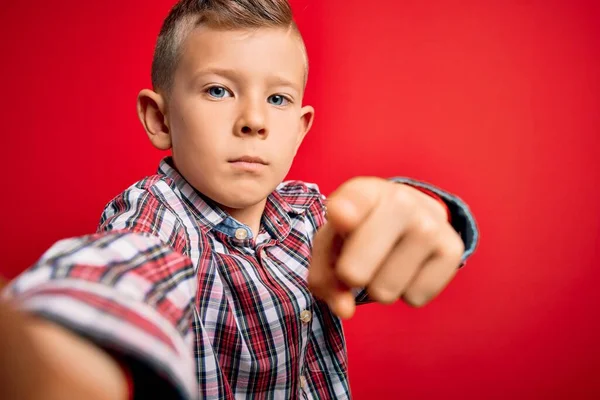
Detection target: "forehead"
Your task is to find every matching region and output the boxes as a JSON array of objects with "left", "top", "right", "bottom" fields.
[{"left": 176, "top": 26, "right": 306, "bottom": 88}]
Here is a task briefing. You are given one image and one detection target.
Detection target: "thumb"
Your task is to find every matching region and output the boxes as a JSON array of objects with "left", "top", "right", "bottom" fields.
[{"left": 326, "top": 177, "right": 383, "bottom": 235}]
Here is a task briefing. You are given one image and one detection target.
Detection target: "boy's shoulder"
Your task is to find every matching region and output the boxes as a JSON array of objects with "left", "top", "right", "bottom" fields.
[
  {"left": 276, "top": 180, "right": 325, "bottom": 213},
  {"left": 276, "top": 180, "right": 322, "bottom": 197},
  {"left": 132, "top": 173, "right": 176, "bottom": 193},
  {"left": 108, "top": 173, "right": 179, "bottom": 202}
]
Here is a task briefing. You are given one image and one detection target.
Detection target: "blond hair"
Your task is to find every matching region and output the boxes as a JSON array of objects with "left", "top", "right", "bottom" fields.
[{"left": 151, "top": 0, "right": 305, "bottom": 94}]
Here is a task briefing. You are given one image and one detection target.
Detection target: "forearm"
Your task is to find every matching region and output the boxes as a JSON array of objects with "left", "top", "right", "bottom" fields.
[
  {"left": 4, "top": 231, "right": 198, "bottom": 399},
  {"left": 0, "top": 302, "right": 127, "bottom": 400}
]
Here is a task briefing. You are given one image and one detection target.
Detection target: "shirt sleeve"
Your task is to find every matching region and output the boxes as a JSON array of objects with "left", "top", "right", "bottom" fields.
[
  {"left": 2, "top": 231, "right": 199, "bottom": 399},
  {"left": 98, "top": 186, "right": 188, "bottom": 254}
]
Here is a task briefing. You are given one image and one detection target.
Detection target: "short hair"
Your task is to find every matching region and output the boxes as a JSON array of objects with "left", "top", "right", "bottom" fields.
[{"left": 151, "top": 0, "right": 306, "bottom": 95}]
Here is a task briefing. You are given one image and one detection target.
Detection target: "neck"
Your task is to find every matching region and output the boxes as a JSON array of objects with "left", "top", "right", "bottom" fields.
[{"left": 221, "top": 198, "right": 268, "bottom": 239}]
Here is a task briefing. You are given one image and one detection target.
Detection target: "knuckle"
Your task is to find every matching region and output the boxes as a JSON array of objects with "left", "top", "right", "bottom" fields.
[
  {"left": 414, "top": 216, "right": 439, "bottom": 239},
  {"left": 404, "top": 282, "right": 438, "bottom": 308},
  {"left": 336, "top": 263, "right": 369, "bottom": 288},
  {"left": 367, "top": 286, "right": 399, "bottom": 304},
  {"left": 403, "top": 291, "right": 432, "bottom": 308},
  {"left": 391, "top": 187, "right": 414, "bottom": 209},
  {"left": 439, "top": 235, "right": 465, "bottom": 262}
]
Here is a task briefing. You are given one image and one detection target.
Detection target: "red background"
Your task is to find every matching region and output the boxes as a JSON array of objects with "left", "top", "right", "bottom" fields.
[{"left": 1, "top": 0, "right": 599, "bottom": 398}]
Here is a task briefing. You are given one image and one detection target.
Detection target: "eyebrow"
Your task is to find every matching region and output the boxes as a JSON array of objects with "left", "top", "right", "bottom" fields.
[
  {"left": 191, "top": 67, "right": 301, "bottom": 93},
  {"left": 192, "top": 67, "right": 239, "bottom": 82},
  {"left": 266, "top": 75, "right": 301, "bottom": 93}
]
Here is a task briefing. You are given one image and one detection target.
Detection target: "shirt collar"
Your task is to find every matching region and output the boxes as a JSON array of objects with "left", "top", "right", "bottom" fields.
[
  {"left": 157, "top": 156, "right": 321, "bottom": 241},
  {"left": 158, "top": 157, "right": 228, "bottom": 232}
]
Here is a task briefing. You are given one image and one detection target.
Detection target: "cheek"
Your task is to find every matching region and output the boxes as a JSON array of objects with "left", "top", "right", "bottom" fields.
[
  {"left": 270, "top": 130, "right": 303, "bottom": 174},
  {"left": 171, "top": 105, "right": 227, "bottom": 152},
  {"left": 272, "top": 132, "right": 301, "bottom": 159},
  {"left": 272, "top": 112, "right": 302, "bottom": 143}
]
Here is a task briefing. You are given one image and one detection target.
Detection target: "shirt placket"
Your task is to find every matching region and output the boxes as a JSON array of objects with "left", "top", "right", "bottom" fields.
[{"left": 259, "top": 245, "right": 314, "bottom": 398}]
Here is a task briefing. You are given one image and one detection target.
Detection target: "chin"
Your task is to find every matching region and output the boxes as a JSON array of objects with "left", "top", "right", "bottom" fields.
[
  {"left": 204, "top": 175, "right": 281, "bottom": 209},
  {"left": 223, "top": 199, "right": 264, "bottom": 210},
  {"left": 214, "top": 187, "right": 272, "bottom": 210}
]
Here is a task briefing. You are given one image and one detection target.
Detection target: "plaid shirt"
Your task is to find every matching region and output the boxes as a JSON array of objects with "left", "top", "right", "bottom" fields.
[{"left": 5, "top": 157, "right": 478, "bottom": 399}]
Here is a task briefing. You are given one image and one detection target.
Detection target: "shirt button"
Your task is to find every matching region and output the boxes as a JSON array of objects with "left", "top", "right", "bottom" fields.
[
  {"left": 300, "top": 310, "right": 312, "bottom": 324},
  {"left": 235, "top": 228, "right": 248, "bottom": 240},
  {"left": 300, "top": 375, "right": 308, "bottom": 390}
]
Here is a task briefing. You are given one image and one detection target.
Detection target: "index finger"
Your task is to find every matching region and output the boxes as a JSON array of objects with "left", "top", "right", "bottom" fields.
[{"left": 308, "top": 223, "right": 356, "bottom": 319}]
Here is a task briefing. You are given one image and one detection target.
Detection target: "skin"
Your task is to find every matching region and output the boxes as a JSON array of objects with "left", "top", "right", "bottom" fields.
[
  {"left": 0, "top": 282, "right": 128, "bottom": 400},
  {"left": 138, "top": 25, "right": 314, "bottom": 237},
  {"left": 0, "top": 24, "right": 465, "bottom": 397}
]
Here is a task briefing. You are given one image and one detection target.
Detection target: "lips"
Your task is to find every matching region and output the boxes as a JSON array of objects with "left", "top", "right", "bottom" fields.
[{"left": 229, "top": 156, "right": 268, "bottom": 165}]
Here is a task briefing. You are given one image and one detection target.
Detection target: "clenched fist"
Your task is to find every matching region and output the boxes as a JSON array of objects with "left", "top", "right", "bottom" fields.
[{"left": 308, "top": 177, "right": 465, "bottom": 319}]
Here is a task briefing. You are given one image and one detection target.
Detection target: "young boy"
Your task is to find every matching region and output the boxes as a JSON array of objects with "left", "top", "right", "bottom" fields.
[{"left": 2, "top": 0, "right": 478, "bottom": 399}]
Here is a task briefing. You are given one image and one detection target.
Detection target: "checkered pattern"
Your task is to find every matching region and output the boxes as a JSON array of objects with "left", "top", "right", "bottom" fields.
[{"left": 5, "top": 157, "right": 478, "bottom": 399}]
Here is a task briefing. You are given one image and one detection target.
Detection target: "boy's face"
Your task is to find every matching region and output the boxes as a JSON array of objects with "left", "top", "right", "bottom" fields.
[{"left": 141, "top": 26, "right": 314, "bottom": 212}]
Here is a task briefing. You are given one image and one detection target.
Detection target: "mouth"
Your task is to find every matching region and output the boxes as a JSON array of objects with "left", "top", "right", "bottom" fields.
[
  {"left": 228, "top": 156, "right": 269, "bottom": 165},
  {"left": 228, "top": 155, "right": 269, "bottom": 172}
]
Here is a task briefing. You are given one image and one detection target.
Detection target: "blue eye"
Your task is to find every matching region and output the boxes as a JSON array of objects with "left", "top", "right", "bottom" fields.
[
  {"left": 268, "top": 95, "right": 289, "bottom": 106},
  {"left": 207, "top": 86, "right": 231, "bottom": 98}
]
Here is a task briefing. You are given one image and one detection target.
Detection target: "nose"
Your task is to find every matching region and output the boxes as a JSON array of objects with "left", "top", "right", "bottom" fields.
[{"left": 235, "top": 98, "right": 268, "bottom": 138}]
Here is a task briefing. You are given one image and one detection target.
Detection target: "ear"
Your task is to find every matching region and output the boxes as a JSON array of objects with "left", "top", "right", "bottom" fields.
[
  {"left": 137, "top": 89, "right": 172, "bottom": 150},
  {"left": 295, "top": 105, "right": 315, "bottom": 153}
]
